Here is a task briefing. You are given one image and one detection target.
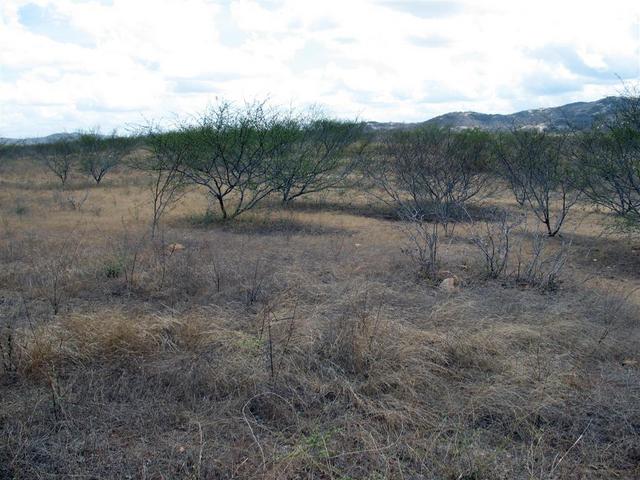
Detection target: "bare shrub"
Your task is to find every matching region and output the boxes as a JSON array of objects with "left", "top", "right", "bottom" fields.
[
  {"left": 134, "top": 129, "right": 189, "bottom": 237},
  {"left": 209, "top": 253, "right": 228, "bottom": 294},
  {"left": 496, "top": 128, "right": 580, "bottom": 236},
  {"left": 52, "top": 189, "right": 90, "bottom": 211},
  {"left": 371, "top": 126, "right": 492, "bottom": 233},
  {"left": 0, "top": 321, "right": 21, "bottom": 378},
  {"left": 32, "top": 137, "right": 78, "bottom": 188},
  {"left": 400, "top": 210, "right": 440, "bottom": 278},
  {"left": 369, "top": 127, "right": 492, "bottom": 278},
  {"left": 78, "top": 130, "right": 133, "bottom": 184},
  {"left": 12, "top": 196, "right": 29, "bottom": 216},
  {"left": 21, "top": 233, "right": 85, "bottom": 314},
  {"left": 257, "top": 292, "right": 299, "bottom": 384},
  {"left": 150, "top": 239, "right": 206, "bottom": 301},
  {"left": 310, "top": 285, "right": 390, "bottom": 377},
  {"left": 151, "top": 234, "right": 181, "bottom": 292},
  {"left": 513, "top": 231, "right": 571, "bottom": 290},
  {"left": 243, "top": 258, "right": 268, "bottom": 306},
  {"left": 574, "top": 87, "right": 640, "bottom": 231},
  {"left": 109, "top": 226, "right": 148, "bottom": 293},
  {"left": 584, "top": 287, "right": 640, "bottom": 351},
  {"left": 470, "top": 215, "right": 570, "bottom": 290},
  {"left": 470, "top": 210, "right": 524, "bottom": 279}
]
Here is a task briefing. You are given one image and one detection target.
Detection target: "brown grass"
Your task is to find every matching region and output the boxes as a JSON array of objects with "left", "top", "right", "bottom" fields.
[{"left": 1, "top": 158, "right": 639, "bottom": 479}]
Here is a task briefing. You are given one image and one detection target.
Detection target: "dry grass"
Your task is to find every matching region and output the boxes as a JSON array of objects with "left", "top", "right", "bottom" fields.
[{"left": 1, "top": 158, "right": 639, "bottom": 479}]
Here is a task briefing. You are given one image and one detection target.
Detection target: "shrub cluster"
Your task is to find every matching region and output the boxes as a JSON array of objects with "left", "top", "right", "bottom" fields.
[{"left": 135, "top": 102, "right": 366, "bottom": 233}]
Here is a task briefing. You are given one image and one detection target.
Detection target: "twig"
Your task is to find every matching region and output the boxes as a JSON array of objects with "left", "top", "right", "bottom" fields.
[{"left": 549, "top": 420, "right": 592, "bottom": 475}]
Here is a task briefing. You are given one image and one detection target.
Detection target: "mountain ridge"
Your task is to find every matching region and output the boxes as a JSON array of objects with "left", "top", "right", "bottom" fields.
[
  {"left": 0, "top": 132, "right": 82, "bottom": 146},
  {"left": 366, "top": 96, "right": 621, "bottom": 132},
  {"left": 2, "top": 97, "right": 623, "bottom": 143}
]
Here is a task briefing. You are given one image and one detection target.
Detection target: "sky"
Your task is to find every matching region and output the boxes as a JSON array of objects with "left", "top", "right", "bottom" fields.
[{"left": 0, "top": 0, "right": 639, "bottom": 137}]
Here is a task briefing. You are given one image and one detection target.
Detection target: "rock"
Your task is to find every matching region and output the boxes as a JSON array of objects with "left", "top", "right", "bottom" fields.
[
  {"left": 166, "top": 243, "right": 185, "bottom": 254},
  {"left": 439, "top": 277, "right": 459, "bottom": 292}
]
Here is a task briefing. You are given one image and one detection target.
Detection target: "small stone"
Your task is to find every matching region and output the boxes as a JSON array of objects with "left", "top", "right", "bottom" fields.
[
  {"left": 439, "top": 277, "right": 458, "bottom": 292},
  {"left": 167, "top": 243, "right": 186, "bottom": 254}
]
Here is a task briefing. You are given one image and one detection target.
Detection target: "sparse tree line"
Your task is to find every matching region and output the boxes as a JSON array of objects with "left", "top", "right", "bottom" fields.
[
  {"left": 137, "top": 102, "right": 367, "bottom": 235},
  {"left": 373, "top": 91, "right": 640, "bottom": 241},
  {"left": 366, "top": 88, "right": 640, "bottom": 280},
  {"left": 2, "top": 102, "right": 367, "bottom": 234},
  {"left": 3, "top": 91, "right": 639, "bottom": 244},
  {"left": 2, "top": 130, "right": 137, "bottom": 187}
]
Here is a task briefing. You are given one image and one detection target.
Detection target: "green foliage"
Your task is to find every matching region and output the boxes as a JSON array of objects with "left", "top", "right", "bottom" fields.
[
  {"left": 453, "top": 128, "right": 495, "bottom": 172},
  {"left": 32, "top": 137, "right": 79, "bottom": 187},
  {"left": 0, "top": 139, "right": 15, "bottom": 162},
  {"left": 78, "top": 131, "right": 134, "bottom": 184},
  {"left": 267, "top": 118, "right": 368, "bottom": 202},
  {"left": 177, "top": 102, "right": 296, "bottom": 219},
  {"left": 495, "top": 129, "right": 579, "bottom": 236},
  {"left": 137, "top": 103, "right": 368, "bottom": 220},
  {"left": 137, "top": 128, "right": 195, "bottom": 171},
  {"left": 372, "top": 125, "right": 492, "bottom": 224},
  {"left": 134, "top": 127, "right": 191, "bottom": 237},
  {"left": 575, "top": 91, "right": 640, "bottom": 231},
  {"left": 102, "top": 257, "right": 125, "bottom": 279},
  {"left": 14, "top": 198, "right": 28, "bottom": 216}
]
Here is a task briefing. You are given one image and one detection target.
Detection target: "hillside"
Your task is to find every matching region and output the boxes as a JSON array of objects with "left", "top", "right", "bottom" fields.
[
  {"left": 426, "top": 96, "right": 621, "bottom": 131},
  {"left": 3, "top": 97, "right": 625, "bottom": 145},
  {"left": 367, "top": 96, "right": 622, "bottom": 132},
  {"left": 0, "top": 132, "right": 80, "bottom": 146}
]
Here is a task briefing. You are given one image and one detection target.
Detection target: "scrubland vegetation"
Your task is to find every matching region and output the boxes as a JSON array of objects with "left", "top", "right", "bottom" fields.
[{"left": 1, "top": 96, "right": 639, "bottom": 479}]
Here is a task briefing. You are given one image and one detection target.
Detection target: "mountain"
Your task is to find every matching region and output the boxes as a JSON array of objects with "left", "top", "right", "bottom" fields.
[
  {"left": 2, "top": 97, "right": 624, "bottom": 143},
  {"left": 425, "top": 97, "right": 621, "bottom": 131},
  {"left": 0, "top": 132, "right": 81, "bottom": 146},
  {"left": 367, "top": 96, "right": 622, "bottom": 132}
]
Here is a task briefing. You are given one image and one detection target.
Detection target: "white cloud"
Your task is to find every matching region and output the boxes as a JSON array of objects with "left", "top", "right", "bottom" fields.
[{"left": 0, "top": 0, "right": 639, "bottom": 136}]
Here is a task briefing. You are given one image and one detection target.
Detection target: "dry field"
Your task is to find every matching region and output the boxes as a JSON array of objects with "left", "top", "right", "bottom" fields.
[{"left": 1, "top": 158, "right": 639, "bottom": 479}]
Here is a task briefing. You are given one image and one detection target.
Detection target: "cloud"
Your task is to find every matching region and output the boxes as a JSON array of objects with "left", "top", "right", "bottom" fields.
[
  {"left": 0, "top": 0, "right": 639, "bottom": 136},
  {"left": 529, "top": 44, "right": 639, "bottom": 82},
  {"left": 377, "top": 0, "right": 463, "bottom": 18},
  {"left": 215, "top": 3, "right": 248, "bottom": 47},
  {"left": 521, "top": 70, "right": 583, "bottom": 97},
  {"left": 171, "top": 79, "right": 221, "bottom": 94},
  {"left": 18, "top": 2, "right": 96, "bottom": 48},
  {"left": 409, "top": 35, "right": 450, "bottom": 48},
  {"left": 291, "top": 40, "right": 333, "bottom": 73},
  {"left": 418, "top": 82, "right": 472, "bottom": 103}
]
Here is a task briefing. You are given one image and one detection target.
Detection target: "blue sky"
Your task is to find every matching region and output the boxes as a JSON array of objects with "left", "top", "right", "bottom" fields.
[{"left": 1, "top": 0, "right": 639, "bottom": 137}]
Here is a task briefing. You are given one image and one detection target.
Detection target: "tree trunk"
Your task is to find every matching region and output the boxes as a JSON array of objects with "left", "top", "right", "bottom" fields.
[{"left": 217, "top": 195, "right": 228, "bottom": 220}]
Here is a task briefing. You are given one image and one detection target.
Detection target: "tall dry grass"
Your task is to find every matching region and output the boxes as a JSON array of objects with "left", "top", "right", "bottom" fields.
[{"left": 0, "top": 162, "right": 639, "bottom": 479}]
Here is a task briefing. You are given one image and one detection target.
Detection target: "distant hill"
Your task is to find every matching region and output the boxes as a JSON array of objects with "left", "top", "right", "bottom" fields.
[
  {"left": 2, "top": 97, "right": 625, "bottom": 144},
  {"left": 0, "top": 132, "right": 81, "bottom": 146},
  {"left": 367, "top": 96, "right": 622, "bottom": 132}
]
